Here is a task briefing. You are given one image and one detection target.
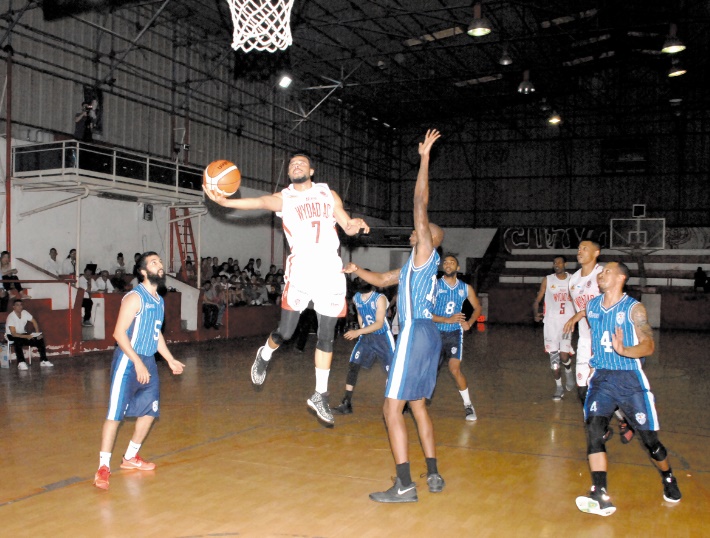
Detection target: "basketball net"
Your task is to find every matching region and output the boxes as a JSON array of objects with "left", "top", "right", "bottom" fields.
[{"left": 228, "top": 0, "right": 295, "bottom": 53}]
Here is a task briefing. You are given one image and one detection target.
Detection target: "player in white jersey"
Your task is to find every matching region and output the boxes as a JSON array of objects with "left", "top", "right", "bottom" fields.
[
  {"left": 94, "top": 252, "right": 185, "bottom": 491},
  {"left": 564, "top": 241, "right": 634, "bottom": 442},
  {"left": 345, "top": 129, "right": 445, "bottom": 503},
  {"left": 532, "top": 255, "right": 575, "bottom": 400},
  {"left": 204, "top": 154, "right": 369, "bottom": 426}
]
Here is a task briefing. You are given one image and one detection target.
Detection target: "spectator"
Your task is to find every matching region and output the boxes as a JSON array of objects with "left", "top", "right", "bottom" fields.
[
  {"left": 44, "top": 247, "right": 61, "bottom": 276},
  {"left": 78, "top": 266, "right": 95, "bottom": 326},
  {"left": 244, "top": 258, "right": 255, "bottom": 277},
  {"left": 267, "top": 264, "right": 278, "bottom": 278},
  {"left": 254, "top": 258, "right": 263, "bottom": 277},
  {"left": 265, "top": 274, "right": 280, "bottom": 304},
  {"left": 218, "top": 262, "right": 231, "bottom": 276},
  {"left": 201, "top": 281, "right": 221, "bottom": 329},
  {"left": 62, "top": 248, "right": 77, "bottom": 277},
  {"left": 200, "top": 258, "right": 212, "bottom": 282},
  {"left": 5, "top": 298, "right": 53, "bottom": 370},
  {"left": 131, "top": 252, "right": 141, "bottom": 278},
  {"left": 111, "top": 268, "right": 129, "bottom": 292},
  {"left": 1, "top": 251, "right": 26, "bottom": 298},
  {"left": 74, "top": 101, "right": 94, "bottom": 142},
  {"left": 113, "top": 252, "right": 127, "bottom": 274},
  {"left": 211, "top": 257, "right": 220, "bottom": 278},
  {"left": 183, "top": 260, "right": 197, "bottom": 282},
  {"left": 95, "top": 270, "right": 115, "bottom": 293},
  {"left": 693, "top": 267, "right": 707, "bottom": 293}
]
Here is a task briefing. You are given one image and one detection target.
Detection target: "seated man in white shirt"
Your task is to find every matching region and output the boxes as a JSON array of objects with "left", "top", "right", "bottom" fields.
[
  {"left": 78, "top": 266, "right": 95, "bottom": 326},
  {"left": 44, "top": 247, "right": 61, "bottom": 276},
  {"left": 5, "top": 298, "right": 53, "bottom": 370},
  {"left": 94, "top": 270, "right": 115, "bottom": 293}
]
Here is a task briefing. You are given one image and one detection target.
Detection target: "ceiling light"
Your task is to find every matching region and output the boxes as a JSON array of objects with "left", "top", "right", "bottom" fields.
[
  {"left": 661, "top": 23, "right": 686, "bottom": 54},
  {"left": 499, "top": 47, "right": 512, "bottom": 66},
  {"left": 517, "top": 70, "right": 535, "bottom": 94},
  {"left": 467, "top": 3, "right": 491, "bottom": 37},
  {"left": 548, "top": 112, "right": 561, "bottom": 124},
  {"left": 668, "top": 62, "right": 686, "bottom": 77},
  {"left": 278, "top": 75, "right": 292, "bottom": 88}
]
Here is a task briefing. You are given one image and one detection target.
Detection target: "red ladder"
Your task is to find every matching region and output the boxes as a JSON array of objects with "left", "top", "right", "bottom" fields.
[{"left": 170, "top": 207, "right": 196, "bottom": 280}]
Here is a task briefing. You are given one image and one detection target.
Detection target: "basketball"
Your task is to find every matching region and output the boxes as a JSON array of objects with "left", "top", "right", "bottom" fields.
[{"left": 203, "top": 160, "right": 241, "bottom": 196}]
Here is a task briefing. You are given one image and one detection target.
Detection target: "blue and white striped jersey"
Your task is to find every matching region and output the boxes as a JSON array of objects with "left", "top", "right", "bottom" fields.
[
  {"left": 354, "top": 291, "right": 390, "bottom": 335},
  {"left": 122, "top": 283, "right": 164, "bottom": 356},
  {"left": 588, "top": 293, "right": 644, "bottom": 371},
  {"left": 433, "top": 278, "right": 468, "bottom": 332},
  {"left": 397, "top": 248, "right": 440, "bottom": 325}
]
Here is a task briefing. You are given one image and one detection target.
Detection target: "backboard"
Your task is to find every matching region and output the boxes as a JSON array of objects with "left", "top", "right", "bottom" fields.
[{"left": 610, "top": 218, "right": 665, "bottom": 250}]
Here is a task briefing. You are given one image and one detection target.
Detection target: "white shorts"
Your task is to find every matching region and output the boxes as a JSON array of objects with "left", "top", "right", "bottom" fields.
[
  {"left": 543, "top": 317, "right": 573, "bottom": 353},
  {"left": 282, "top": 252, "right": 346, "bottom": 318}
]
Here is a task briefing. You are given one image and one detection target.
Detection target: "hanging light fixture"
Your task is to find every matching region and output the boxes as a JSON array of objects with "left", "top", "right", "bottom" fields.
[
  {"left": 467, "top": 3, "right": 492, "bottom": 37},
  {"left": 661, "top": 23, "right": 686, "bottom": 54},
  {"left": 668, "top": 60, "right": 687, "bottom": 77},
  {"left": 499, "top": 45, "right": 512, "bottom": 66},
  {"left": 548, "top": 111, "right": 562, "bottom": 124},
  {"left": 517, "top": 70, "right": 535, "bottom": 94}
]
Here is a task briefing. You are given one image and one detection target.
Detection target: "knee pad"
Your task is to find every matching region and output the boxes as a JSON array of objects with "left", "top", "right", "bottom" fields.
[
  {"left": 638, "top": 430, "right": 667, "bottom": 461},
  {"left": 270, "top": 330, "right": 285, "bottom": 346},
  {"left": 587, "top": 416, "right": 610, "bottom": 455},
  {"left": 315, "top": 314, "right": 338, "bottom": 353},
  {"left": 275, "top": 309, "right": 302, "bottom": 341},
  {"left": 346, "top": 363, "right": 361, "bottom": 387},
  {"left": 549, "top": 351, "right": 560, "bottom": 371}
]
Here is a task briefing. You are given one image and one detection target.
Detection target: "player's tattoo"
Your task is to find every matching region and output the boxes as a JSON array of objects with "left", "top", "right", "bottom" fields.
[{"left": 631, "top": 304, "right": 653, "bottom": 340}]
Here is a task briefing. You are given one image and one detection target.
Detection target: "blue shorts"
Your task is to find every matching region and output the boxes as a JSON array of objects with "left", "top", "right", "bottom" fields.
[
  {"left": 106, "top": 348, "right": 160, "bottom": 421},
  {"left": 584, "top": 369, "right": 659, "bottom": 431},
  {"left": 385, "top": 319, "right": 441, "bottom": 401},
  {"left": 439, "top": 329, "right": 463, "bottom": 364},
  {"left": 350, "top": 332, "right": 395, "bottom": 371}
]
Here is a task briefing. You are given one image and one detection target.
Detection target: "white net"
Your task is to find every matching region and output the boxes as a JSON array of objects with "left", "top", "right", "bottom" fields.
[{"left": 228, "top": 0, "right": 295, "bottom": 53}]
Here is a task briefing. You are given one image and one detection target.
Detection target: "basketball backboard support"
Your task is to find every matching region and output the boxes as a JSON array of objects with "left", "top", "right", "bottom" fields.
[{"left": 610, "top": 218, "right": 665, "bottom": 250}]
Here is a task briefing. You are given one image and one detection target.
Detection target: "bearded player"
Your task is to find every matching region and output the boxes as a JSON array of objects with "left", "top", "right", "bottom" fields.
[{"left": 203, "top": 154, "right": 369, "bottom": 426}]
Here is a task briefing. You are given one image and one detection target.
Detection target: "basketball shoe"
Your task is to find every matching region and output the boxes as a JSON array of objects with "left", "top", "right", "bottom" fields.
[
  {"left": 251, "top": 346, "right": 269, "bottom": 385},
  {"left": 564, "top": 368, "right": 575, "bottom": 391},
  {"left": 307, "top": 391, "right": 334, "bottom": 425},
  {"left": 94, "top": 465, "right": 110, "bottom": 490},
  {"left": 576, "top": 486, "right": 616, "bottom": 516},
  {"left": 553, "top": 385, "right": 564, "bottom": 401},
  {"left": 464, "top": 404, "right": 477, "bottom": 421},
  {"left": 120, "top": 454, "right": 156, "bottom": 471},
  {"left": 333, "top": 398, "right": 353, "bottom": 415},
  {"left": 369, "top": 477, "right": 418, "bottom": 503},
  {"left": 426, "top": 473, "right": 445, "bottom": 493},
  {"left": 662, "top": 475, "right": 682, "bottom": 503}
]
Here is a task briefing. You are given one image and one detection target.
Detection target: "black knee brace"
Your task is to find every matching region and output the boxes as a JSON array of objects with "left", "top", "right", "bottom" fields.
[
  {"left": 577, "top": 385, "right": 588, "bottom": 404},
  {"left": 346, "top": 363, "right": 361, "bottom": 387},
  {"left": 315, "top": 313, "right": 338, "bottom": 353},
  {"left": 273, "top": 309, "right": 302, "bottom": 343},
  {"left": 586, "top": 416, "right": 610, "bottom": 455},
  {"left": 638, "top": 430, "right": 667, "bottom": 461}
]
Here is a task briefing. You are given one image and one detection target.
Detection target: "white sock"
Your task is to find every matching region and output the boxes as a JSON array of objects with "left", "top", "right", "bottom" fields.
[
  {"left": 124, "top": 441, "right": 141, "bottom": 461},
  {"left": 459, "top": 388, "right": 471, "bottom": 406},
  {"left": 261, "top": 340, "right": 275, "bottom": 361},
  {"left": 555, "top": 378, "right": 562, "bottom": 386},
  {"left": 315, "top": 367, "right": 330, "bottom": 394},
  {"left": 99, "top": 451, "right": 111, "bottom": 470}
]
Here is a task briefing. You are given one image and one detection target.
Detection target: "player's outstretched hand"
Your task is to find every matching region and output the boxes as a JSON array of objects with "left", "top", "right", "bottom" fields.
[
  {"left": 203, "top": 184, "right": 228, "bottom": 205},
  {"left": 342, "top": 262, "right": 359, "bottom": 274},
  {"left": 611, "top": 326, "right": 626, "bottom": 355},
  {"left": 168, "top": 358, "right": 186, "bottom": 375},
  {"left": 346, "top": 217, "right": 370, "bottom": 235},
  {"left": 343, "top": 329, "right": 359, "bottom": 340},
  {"left": 418, "top": 129, "right": 441, "bottom": 156}
]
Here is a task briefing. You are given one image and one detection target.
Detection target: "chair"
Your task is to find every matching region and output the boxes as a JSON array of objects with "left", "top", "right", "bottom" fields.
[{"left": 1, "top": 324, "right": 34, "bottom": 365}]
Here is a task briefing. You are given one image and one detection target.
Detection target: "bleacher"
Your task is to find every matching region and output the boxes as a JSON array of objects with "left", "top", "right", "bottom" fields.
[{"left": 499, "top": 249, "right": 710, "bottom": 289}]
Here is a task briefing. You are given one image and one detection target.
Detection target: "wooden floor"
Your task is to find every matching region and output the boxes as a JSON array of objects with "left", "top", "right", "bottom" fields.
[{"left": 1, "top": 325, "right": 708, "bottom": 537}]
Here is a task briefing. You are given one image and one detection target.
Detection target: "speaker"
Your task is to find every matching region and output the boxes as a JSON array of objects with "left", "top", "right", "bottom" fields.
[{"left": 143, "top": 204, "right": 154, "bottom": 221}]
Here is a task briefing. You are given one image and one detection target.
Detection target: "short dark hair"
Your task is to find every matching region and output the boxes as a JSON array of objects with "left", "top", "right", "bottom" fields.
[
  {"left": 443, "top": 254, "right": 459, "bottom": 265},
  {"left": 580, "top": 240, "right": 601, "bottom": 252},
  {"left": 117, "top": 252, "right": 123, "bottom": 258},
  {"left": 616, "top": 261, "right": 630, "bottom": 283},
  {"left": 291, "top": 153, "right": 312, "bottom": 167},
  {"left": 13, "top": 298, "right": 23, "bottom": 305},
  {"left": 137, "top": 251, "right": 159, "bottom": 281},
  {"left": 554, "top": 255, "right": 567, "bottom": 263}
]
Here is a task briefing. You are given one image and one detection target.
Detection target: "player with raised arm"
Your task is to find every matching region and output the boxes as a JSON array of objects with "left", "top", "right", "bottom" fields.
[
  {"left": 332, "top": 278, "right": 395, "bottom": 415},
  {"left": 94, "top": 252, "right": 185, "bottom": 491},
  {"left": 203, "top": 154, "right": 369, "bottom": 426},
  {"left": 532, "top": 255, "right": 575, "bottom": 400},
  {"left": 432, "top": 254, "right": 482, "bottom": 420},
  {"left": 575, "top": 262, "right": 681, "bottom": 516},
  {"left": 344, "top": 129, "right": 445, "bottom": 503}
]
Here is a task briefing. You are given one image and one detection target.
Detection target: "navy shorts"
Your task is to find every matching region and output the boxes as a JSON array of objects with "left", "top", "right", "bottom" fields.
[
  {"left": 439, "top": 329, "right": 463, "bottom": 364},
  {"left": 106, "top": 348, "right": 160, "bottom": 421},
  {"left": 385, "top": 319, "right": 441, "bottom": 401},
  {"left": 350, "top": 332, "right": 395, "bottom": 371},
  {"left": 584, "top": 369, "right": 659, "bottom": 431}
]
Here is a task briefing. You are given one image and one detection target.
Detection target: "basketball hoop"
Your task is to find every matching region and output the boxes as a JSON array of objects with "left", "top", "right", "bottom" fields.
[{"left": 227, "top": 0, "right": 295, "bottom": 53}]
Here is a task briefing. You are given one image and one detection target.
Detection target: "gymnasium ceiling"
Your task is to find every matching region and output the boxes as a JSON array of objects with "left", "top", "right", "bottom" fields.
[{"left": 44, "top": 0, "right": 710, "bottom": 128}]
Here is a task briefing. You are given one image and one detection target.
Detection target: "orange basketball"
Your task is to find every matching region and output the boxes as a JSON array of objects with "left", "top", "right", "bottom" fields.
[{"left": 203, "top": 160, "right": 241, "bottom": 196}]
